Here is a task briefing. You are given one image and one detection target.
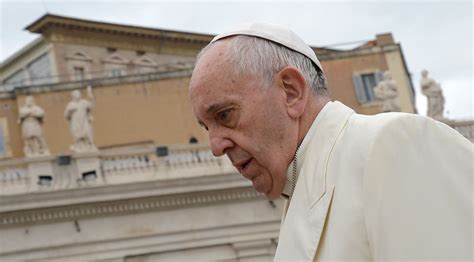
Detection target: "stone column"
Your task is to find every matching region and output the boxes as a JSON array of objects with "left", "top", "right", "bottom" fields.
[
  {"left": 74, "top": 151, "right": 103, "bottom": 186},
  {"left": 25, "top": 155, "right": 55, "bottom": 190}
]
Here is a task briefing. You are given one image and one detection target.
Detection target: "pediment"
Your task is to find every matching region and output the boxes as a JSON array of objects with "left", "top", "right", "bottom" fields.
[
  {"left": 132, "top": 56, "right": 157, "bottom": 67},
  {"left": 103, "top": 54, "right": 129, "bottom": 64},
  {"left": 66, "top": 51, "right": 92, "bottom": 62}
]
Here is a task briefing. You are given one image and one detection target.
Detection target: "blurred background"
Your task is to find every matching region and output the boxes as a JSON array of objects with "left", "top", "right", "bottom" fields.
[{"left": 2, "top": 0, "right": 472, "bottom": 119}]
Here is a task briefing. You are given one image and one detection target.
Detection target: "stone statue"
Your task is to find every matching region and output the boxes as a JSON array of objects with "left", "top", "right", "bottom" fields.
[
  {"left": 373, "top": 71, "right": 401, "bottom": 112},
  {"left": 18, "top": 96, "right": 50, "bottom": 157},
  {"left": 64, "top": 86, "right": 97, "bottom": 152},
  {"left": 420, "top": 69, "right": 445, "bottom": 120}
]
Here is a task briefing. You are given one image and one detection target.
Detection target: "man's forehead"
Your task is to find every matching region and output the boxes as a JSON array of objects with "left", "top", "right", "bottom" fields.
[
  {"left": 190, "top": 39, "right": 248, "bottom": 115},
  {"left": 191, "top": 85, "right": 239, "bottom": 111},
  {"left": 191, "top": 45, "right": 230, "bottom": 87},
  {"left": 190, "top": 44, "right": 237, "bottom": 93},
  {"left": 197, "top": 40, "right": 231, "bottom": 66}
]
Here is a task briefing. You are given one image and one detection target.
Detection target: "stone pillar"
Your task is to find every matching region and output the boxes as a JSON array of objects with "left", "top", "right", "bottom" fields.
[
  {"left": 26, "top": 155, "right": 55, "bottom": 190},
  {"left": 74, "top": 152, "right": 103, "bottom": 186}
]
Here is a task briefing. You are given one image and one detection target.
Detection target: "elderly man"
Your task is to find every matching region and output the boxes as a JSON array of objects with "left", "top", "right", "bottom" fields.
[{"left": 189, "top": 23, "right": 472, "bottom": 261}]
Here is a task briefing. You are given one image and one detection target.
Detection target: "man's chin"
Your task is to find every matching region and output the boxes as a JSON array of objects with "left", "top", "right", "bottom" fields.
[
  {"left": 251, "top": 178, "right": 284, "bottom": 200},
  {"left": 263, "top": 189, "right": 282, "bottom": 200},
  {"left": 251, "top": 183, "right": 277, "bottom": 199}
]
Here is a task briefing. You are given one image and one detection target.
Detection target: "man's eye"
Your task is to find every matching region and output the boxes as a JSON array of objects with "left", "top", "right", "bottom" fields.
[
  {"left": 215, "top": 108, "right": 238, "bottom": 128},
  {"left": 217, "top": 110, "right": 230, "bottom": 121}
]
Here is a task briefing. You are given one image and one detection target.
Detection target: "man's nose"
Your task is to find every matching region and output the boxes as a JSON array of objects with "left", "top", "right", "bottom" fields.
[{"left": 209, "top": 131, "right": 233, "bottom": 157}]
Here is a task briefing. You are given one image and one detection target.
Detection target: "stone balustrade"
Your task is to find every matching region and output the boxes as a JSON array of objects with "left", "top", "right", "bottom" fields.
[
  {"left": 102, "top": 151, "right": 157, "bottom": 174},
  {"left": 445, "top": 120, "right": 474, "bottom": 142},
  {"left": 0, "top": 159, "right": 29, "bottom": 191},
  {"left": 0, "top": 144, "right": 235, "bottom": 196}
]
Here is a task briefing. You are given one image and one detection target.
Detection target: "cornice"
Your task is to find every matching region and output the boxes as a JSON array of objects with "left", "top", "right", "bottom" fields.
[
  {"left": 0, "top": 172, "right": 249, "bottom": 212},
  {"left": 0, "top": 185, "right": 261, "bottom": 229},
  {"left": 317, "top": 44, "right": 400, "bottom": 61},
  {"left": 9, "top": 69, "right": 193, "bottom": 97},
  {"left": 26, "top": 14, "right": 213, "bottom": 46}
]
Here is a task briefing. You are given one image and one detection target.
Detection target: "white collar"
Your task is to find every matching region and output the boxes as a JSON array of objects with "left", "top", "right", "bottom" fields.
[{"left": 281, "top": 101, "right": 333, "bottom": 199}]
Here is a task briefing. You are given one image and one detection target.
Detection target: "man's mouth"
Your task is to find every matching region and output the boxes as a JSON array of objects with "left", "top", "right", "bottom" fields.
[
  {"left": 236, "top": 158, "right": 252, "bottom": 173},
  {"left": 241, "top": 159, "right": 251, "bottom": 171}
]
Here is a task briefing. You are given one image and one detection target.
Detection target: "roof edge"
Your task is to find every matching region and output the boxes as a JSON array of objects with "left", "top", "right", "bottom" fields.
[
  {"left": 25, "top": 13, "right": 214, "bottom": 42},
  {"left": 0, "top": 37, "right": 45, "bottom": 70}
]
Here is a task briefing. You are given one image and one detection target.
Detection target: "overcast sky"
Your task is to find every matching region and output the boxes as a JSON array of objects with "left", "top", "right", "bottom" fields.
[{"left": 1, "top": 0, "right": 472, "bottom": 119}]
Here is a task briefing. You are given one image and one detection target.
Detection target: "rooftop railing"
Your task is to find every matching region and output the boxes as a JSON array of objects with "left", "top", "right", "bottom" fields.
[
  {"left": 0, "top": 144, "right": 235, "bottom": 196},
  {"left": 0, "top": 61, "right": 195, "bottom": 94}
]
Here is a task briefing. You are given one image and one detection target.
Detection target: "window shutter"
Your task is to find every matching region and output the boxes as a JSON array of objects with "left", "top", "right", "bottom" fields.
[
  {"left": 0, "top": 127, "right": 4, "bottom": 155},
  {"left": 352, "top": 74, "right": 367, "bottom": 103},
  {"left": 375, "top": 71, "right": 384, "bottom": 84}
]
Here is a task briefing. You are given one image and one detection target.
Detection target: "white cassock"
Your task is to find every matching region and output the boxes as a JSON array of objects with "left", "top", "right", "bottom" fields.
[{"left": 275, "top": 101, "right": 472, "bottom": 261}]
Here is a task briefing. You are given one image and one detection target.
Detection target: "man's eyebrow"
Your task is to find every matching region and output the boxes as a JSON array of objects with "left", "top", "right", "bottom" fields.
[
  {"left": 206, "top": 102, "right": 232, "bottom": 114},
  {"left": 196, "top": 102, "right": 234, "bottom": 129}
]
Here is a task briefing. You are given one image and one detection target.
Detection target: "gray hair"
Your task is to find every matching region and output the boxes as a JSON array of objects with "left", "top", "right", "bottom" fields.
[{"left": 197, "top": 35, "right": 329, "bottom": 96}]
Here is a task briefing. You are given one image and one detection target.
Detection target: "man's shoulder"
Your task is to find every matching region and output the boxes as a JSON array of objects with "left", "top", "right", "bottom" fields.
[
  {"left": 343, "top": 112, "right": 449, "bottom": 149},
  {"left": 347, "top": 112, "right": 410, "bottom": 134},
  {"left": 328, "top": 102, "right": 456, "bottom": 146},
  {"left": 350, "top": 112, "right": 470, "bottom": 152},
  {"left": 349, "top": 112, "right": 432, "bottom": 132},
  {"left": 328, "top": 113, "right": 402, "bottom": 155}
]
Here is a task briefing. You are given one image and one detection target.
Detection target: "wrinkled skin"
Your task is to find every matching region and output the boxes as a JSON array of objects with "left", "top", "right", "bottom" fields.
[{"left": 189, "top": 39, "right": 313, "bottom": 199}]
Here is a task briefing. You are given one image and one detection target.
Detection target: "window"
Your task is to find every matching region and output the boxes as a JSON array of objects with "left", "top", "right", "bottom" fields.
[
  {"left": 133, "top": 56, "right": 156, "bottom": 74},
  {"left": 361, "top": 73, "right": 377, "bottom": 101},
  {"left": 111, "top": 68, "right": 123, "bottom": 77},
  {"left": 106, "top": 47, "right": 117, "bottom": 53},
  {"left": 28, "top": 53, "right": 52, "bottom": 85},
  {"left": 103, "top": 54, "right": 128, "bottom": 77},
  {"left": 2, "top": 69, "right": 28, "bottom": 91},
  {"left": 0, "top": 127, "right": 5, "bottom": 156},
  {"left": 66, "top": 51, "right": 92, "bottom": 81},
  {"left": 73, "top": 66, "right": 85, "bottom": 81},
  {"left": 352, "top": 71, "right": 383, "bottom": 103},
  {"left": 0, "top": 117, "right": 10, "bottom": 158}
]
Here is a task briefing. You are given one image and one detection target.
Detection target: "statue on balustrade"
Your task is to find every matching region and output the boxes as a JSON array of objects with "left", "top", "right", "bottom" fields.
[
  {"left": 64, "top": 86, "right": 97, "bottom": 152},
  {"left": 373, "top": 71, "right": 401, "bottom": 112},
  {"left": 18, "top": 96, "right": 50, "bottom": 157},
  {"left": 421, "top": 69, "right": 445, "bottom": 120}
]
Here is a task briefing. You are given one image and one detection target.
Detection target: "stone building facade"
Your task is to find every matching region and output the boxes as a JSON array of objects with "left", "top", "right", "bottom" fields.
[
  {"left": 0, "top": 144, "right": 283, "bottom": 261},
  {"left": 0, "top": 14, "right": 419, "bottom": 159}
]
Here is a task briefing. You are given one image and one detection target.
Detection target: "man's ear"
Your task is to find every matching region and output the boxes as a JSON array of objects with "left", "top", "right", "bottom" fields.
[{"left": 277, "top": 67, "right": 308, "bottom": 119}]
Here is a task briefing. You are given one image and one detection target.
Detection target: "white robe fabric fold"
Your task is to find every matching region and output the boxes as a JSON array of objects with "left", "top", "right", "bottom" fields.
[{"left": 275, "top": 101, "right": 472, "bottom": 261}]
